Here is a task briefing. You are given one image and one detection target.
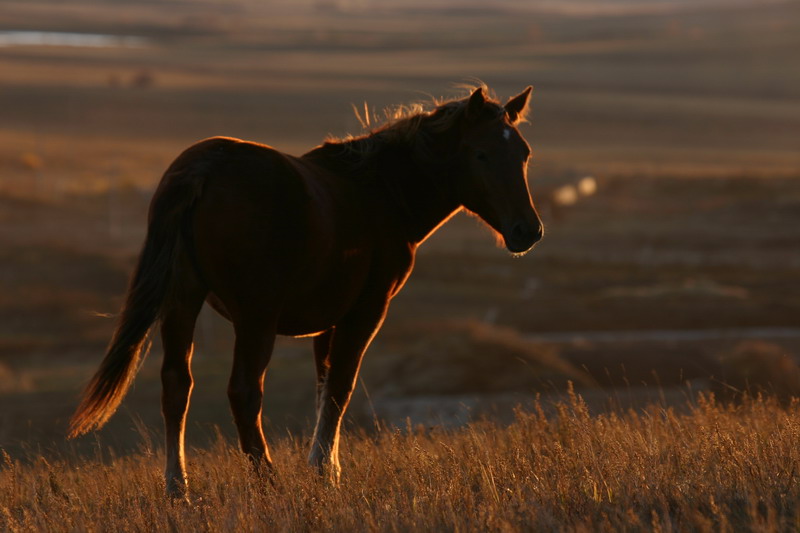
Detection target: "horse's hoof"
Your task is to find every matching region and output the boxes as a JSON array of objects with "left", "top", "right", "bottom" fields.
[
  {"left": 165, "top": 479, "right": 190, "bottom": 504},
  {"left": 321, "top": 462, "right": 342, "bottom": 486}
]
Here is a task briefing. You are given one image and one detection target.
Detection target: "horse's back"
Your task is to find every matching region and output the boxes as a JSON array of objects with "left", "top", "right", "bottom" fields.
[
  {"left": 158, "top": 136, "right": 373, "bottom": 329},
  {"left": 164, "top": 136, "right": 299, "bottom": 192}
]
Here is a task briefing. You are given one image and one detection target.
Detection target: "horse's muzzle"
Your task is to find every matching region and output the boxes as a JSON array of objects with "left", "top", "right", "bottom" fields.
[{"left": 503, "top": 220, "right": 543, "bottom": 254}]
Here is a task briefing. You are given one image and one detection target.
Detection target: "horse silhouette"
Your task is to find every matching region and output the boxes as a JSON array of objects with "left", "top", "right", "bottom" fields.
[{"left": 69, "top": 85, "right": 542, "bottom": 498}]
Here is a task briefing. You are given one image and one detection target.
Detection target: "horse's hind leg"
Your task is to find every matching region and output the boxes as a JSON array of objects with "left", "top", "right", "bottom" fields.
[
  {"left": 228, "top": 317, "right": 277, "bottom": 470},
  {"left": 160, "top": 281, "right": 206, "bottom": 500}
]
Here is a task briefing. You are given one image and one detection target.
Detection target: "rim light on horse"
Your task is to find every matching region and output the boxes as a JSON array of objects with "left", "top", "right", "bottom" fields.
[{"left": 69, "top": 85, "right": 542, "bottom": 498}]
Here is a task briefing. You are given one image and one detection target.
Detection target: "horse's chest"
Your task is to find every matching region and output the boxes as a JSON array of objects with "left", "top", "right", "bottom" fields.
[{"left": 320, "top": 247, "right": 372, "bottom": 300}]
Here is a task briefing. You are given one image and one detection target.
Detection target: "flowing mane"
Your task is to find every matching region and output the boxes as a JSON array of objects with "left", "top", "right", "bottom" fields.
[{"left": 303, "top": 86, "right": 507, "bottom": 179}]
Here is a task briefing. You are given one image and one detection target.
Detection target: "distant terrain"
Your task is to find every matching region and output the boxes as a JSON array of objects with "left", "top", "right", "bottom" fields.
[{"left": 0, "top": 0, "right": 799, "bottom": 457}]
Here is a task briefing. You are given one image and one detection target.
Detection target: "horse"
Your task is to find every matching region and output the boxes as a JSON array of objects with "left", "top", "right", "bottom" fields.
[{"left": 68, "top": 85, "right": 543, "bottom": 499}]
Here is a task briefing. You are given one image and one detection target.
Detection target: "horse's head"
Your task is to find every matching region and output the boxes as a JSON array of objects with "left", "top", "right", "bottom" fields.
[{"left": 455, "top": 86, "right": 543, "bottom": 255}]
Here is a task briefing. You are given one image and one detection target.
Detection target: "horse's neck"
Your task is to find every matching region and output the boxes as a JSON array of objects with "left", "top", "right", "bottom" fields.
[
  {"left": 303, "top": 137, "right": 461, "bottom": 246},
  {"left": 372, "top": 146, "right": 461, "bottom": 246}
]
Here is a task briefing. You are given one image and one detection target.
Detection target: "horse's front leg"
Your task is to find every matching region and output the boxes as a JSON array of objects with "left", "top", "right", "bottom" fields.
[
  {"left": 313, "top": 328, "right": 334, "bottom": 411},
  {"left": 308, "top": 305, "right": 386, "bottom": 482}
]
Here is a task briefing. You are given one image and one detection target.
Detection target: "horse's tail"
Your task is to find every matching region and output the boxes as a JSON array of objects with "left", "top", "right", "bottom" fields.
[{"left": 69, "top": 160, "right": 205, "bottom": 438}]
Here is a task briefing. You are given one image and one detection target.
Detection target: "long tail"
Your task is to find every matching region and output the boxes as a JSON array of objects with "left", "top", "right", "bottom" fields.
[{"left": 69, "top": 164, "right": 204, "bottom": 438}]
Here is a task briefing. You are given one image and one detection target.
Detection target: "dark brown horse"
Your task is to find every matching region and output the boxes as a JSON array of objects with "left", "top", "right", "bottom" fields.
[{"left": 69, "top": 85, "right": 542, "bottom": 498}]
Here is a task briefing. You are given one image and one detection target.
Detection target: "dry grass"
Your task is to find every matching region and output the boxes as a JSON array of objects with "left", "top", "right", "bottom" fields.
[{"left": 3, "top": 392, "right": 800, "bottom": 532}]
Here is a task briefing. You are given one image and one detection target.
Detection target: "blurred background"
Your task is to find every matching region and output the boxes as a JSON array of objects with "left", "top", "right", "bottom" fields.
[{"left": 1, "top": 0, "right": 799, "bottom": 456}]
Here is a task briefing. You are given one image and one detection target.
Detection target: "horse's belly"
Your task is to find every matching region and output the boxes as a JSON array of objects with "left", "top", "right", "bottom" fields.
[
  {"left": 276, "top": 314, "right": 337, "bottom": 337},
  {"left": 277, "top": 260, "right": 372, "bottom": 336},
  {"left": 276, "top": 289, "right": 359, "bottom": 337},
  {"left": 204, "top": 290, "right": 344, "bottom": 337}
]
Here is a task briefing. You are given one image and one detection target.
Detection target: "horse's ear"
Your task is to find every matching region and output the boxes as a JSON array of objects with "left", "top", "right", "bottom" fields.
[
  {"left": 505, "top": 86, "right": 533, "bottom": 124},
  {"left": 466, "top": 86, "right": 487, "bottom": 119}
]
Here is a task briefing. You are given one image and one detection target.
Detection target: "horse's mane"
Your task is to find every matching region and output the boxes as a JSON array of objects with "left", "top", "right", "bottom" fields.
[{"left": 304, "top": 85, "right": 506, "bottom": 179}]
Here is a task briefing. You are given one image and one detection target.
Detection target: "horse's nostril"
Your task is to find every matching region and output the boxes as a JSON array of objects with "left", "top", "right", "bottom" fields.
[
  {"left": 511, "top": 222, "right": 541, "bottom": 243},
  {"left": 511, "top": 222, "right": 527, "bottom": 240}
]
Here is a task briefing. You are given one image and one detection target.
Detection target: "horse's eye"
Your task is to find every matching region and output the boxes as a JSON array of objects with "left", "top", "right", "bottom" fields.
[{"left": 476, "top": 150, "right": 488, "bottom": 162}]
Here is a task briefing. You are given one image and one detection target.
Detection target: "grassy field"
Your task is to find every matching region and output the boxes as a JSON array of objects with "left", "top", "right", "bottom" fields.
[
  {"left": 1, "top": 0, "right": 800, "bottom": 529},
  {"left": 4, "top": 393, "right": 800, "bottom": 531}
]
